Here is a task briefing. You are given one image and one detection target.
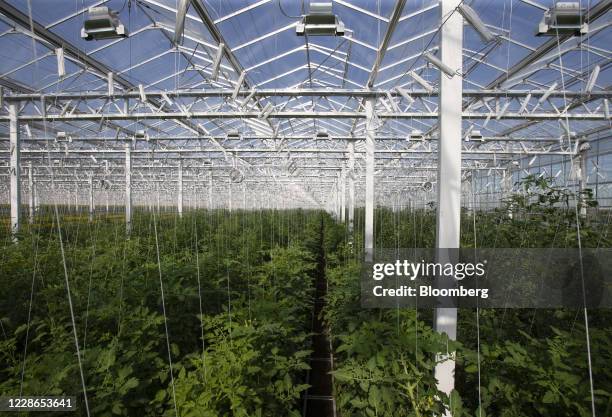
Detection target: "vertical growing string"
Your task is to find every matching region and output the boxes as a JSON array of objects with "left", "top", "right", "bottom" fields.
[
  {"left": 192, "top": 211, "right": 207, "bottom": 380},
  {"left": 553, "top": 21, "right": 596, "bottom": 417},
  {"left": 24, "top": 0, "right": 91, "bottom": 414},
  {"left": 151, "top": 209, "right": 179, "bottom": 416}
]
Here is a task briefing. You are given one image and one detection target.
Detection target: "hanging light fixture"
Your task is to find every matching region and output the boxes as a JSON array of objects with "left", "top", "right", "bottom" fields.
[
  {"left": 296, "top": 2, "right": 345, "bottom": 36},
  {"left": 315, "top": 128, "right": 330, "bottom": 139},
  {"left": 226, "top": 129, "right": 241, "bottom": 140},
  {"left": 81, "top": 7, "right": 127, "bottom": 41},
  {"left": 537, "top": 2, "right": 588, "bottom": 36}
]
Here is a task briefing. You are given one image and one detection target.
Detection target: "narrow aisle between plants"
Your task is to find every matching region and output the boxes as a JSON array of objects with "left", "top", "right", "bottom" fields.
[{"left": 303, "top": 217, "right": 336, "bottom": 417}]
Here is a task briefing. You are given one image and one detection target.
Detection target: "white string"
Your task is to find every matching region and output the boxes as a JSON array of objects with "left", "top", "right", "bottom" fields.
[
  {"left": 152, "top": 209, "right": 179, "bottom": 417},
  {"left": 553, "top": 19, "right": 597, "bottom": 417},
  {"left": 470, "top": 177, "right": 482, "bottom": 417},
  {"left": 193, "top": 214, "right": 207, "bottom": 380},
  {"left": 24, "top": 1, "right": 91, "bottom": 414},
  {"left": 19, "top": 229, "right": 40, "bottom": 395}
]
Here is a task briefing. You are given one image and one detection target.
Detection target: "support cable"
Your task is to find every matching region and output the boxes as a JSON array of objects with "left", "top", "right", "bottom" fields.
[
  {"left": 152, "top": 208, "right": 179, "bottom": 417},
  {"left": 554, "top": 21, "right": 596, "bottom": 417}
]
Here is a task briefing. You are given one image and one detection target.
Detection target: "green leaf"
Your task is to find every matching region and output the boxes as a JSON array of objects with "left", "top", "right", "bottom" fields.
[
  {"left": 542, "top": 391, "right": 557, "bottom": 403},
  {"left": 368, "top": 385, "right": 382, "bottom": 408},
  {"left": 464, "top": 364, "right": 478, "bottom": 373},
  {"left": 449, "top": 389, "right": 462, "bottom": 416}
]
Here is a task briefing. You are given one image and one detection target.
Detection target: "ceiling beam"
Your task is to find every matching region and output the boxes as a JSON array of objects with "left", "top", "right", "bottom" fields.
[
  {"left": 3, "top": 111, "right": 606, "bottom": 122},
  {"left": 4, "top": 88, "right": 610, "bottom": 101}
]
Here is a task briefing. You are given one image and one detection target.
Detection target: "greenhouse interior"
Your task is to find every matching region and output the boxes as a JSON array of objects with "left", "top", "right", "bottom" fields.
[{"left": 0, "top": 0, "right": 611, "bottom": 416}]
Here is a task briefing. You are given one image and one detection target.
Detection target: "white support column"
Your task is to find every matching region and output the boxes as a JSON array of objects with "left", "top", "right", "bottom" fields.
[
  {"left": 208, "top": 175, "right": 213, "bottom": 209},
  {"left": 9, "top": 104, "right": 20, "bottom": 241},
  {"left": 228, "top": 182, "right": 232, "bottom": 212},
  {"left": 74, "top": 186, "right": 78, "bottom": 212},
  {"left": 334, "top": 174, "right": 340, "bottom": 220},
  {"left": 34, "top": 181, "right": 40, "bottom": 212},
  {"left": 503, "top": 168, "right": 513, "bottom": 218},
  {"left": 88, "top": 175, "right": 94, "bottom": 222},
  {"left": 348, "top": 141, "right": 355, "bottom": 232},
  {"left": 577, "top": 140, "right": 589, "bottom": 218},
  {"left": 178, "top": 159, "right": 184, "bottom": 217},
  {"left": 340, "top": 167, "right": 347, "bottom": 223},
  {"left": 434, "top": 0, "right": 463, "bottom": 411},
  {"left": 28, "top": 162, "right": 34, "bottom": 224},
  {"left": 242, "top": 184, "right": 247, "bottom": 210},
  {"left": 125, "top": 143, "right": 132, "bottom": 235},
  {"left": 156, "top": 181, "right": 161, "bottom": 213},
  {"left": 9, "top": 104, "right": 21, "bottom": 242},
  {"left": 364, "top": 99, "right": 376, "bottom": 262}
]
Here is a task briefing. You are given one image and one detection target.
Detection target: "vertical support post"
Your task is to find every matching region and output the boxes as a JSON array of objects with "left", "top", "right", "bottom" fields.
[
  {"left": 208, "top": 174, "right": 213, "bottom": 209},
  {"left": 503, "top": 168, "right": 513, "bottom": 219},
  {"left": 334, "top": 174, "right": 340, "bottom": 219},
  {"left": 242, "top": 184, "right": 246, "bottom": 210},
  {"left": 178, "top": 159, "right": 184, "bottom": 217},
  {"left": 348, "top": 141, "right": 355, "bottom": 232},
  {"left": 125, "top": 143, "right": 132, "bottom": 235},
  {"left": 364, "top": 99, "right": 376, "bottom": 262},
  {"left": 434, "top": 0, "right": 463, "bottom": 411},
  {"left": 340, "top": 167, "right": 346, "bottom": 223},
  {"left": 228, "top": 182, "right": 232, "bottom": 212},
  {"left": 88, "top": 175, "right": 94, "bottom": 222},
  {"left": 9, "top": 104, "right": 20, "bottom": 241},
  {"left": 28, "top": 162, "right": 35, "bottom": 224},
  {"left": 156, "top": 181, "right": 161, "bottom": 213},
  {"left": 577, "top": 140, "right": 590, "bottom": 218}
]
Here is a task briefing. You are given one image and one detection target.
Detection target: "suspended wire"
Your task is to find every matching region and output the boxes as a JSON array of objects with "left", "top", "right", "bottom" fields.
[
  {"left": 81, "top": 216, "right": 103, "bottom": 351},
  {"left": 22, "top": 0, "right": 92, "bottom": 414},
  {"left": 151, "top": 209, "right": 179, "bottom": 417},
  {"left": 553, "top": 16, "right": 597, "bottom": 416},
  {"left": 470, "top": 178, "right": 482, "bottom": 417},
  {"left": 19, "top": 228, "right": 40, "bottom": 396}
]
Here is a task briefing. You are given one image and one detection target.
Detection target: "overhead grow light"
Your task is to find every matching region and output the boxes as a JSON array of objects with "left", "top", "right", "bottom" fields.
[
  {"left": 81, "top": 7, "right": 127, "bottom": 41},
  {"left": 315, "top": 129, "right": 330, "bottom": 140},
  {"left": 226, "top": 129, "right": 241, "bottom": 140},
  {"left": 296, "top": 2, "right": 345, "bottom": 36},
  {"left": 537, "top": 2, "right": 588, "bottom": 36}
]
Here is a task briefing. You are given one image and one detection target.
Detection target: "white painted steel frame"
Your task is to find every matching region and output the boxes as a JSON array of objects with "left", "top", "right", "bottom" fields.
[
  {"left": 125, "top": 144, "right": 132, "bottom": 235},
  {"left": 434, "top": 1, "right": 462, "bottom": 413},
  {"left": 9, "top": 103, "right": 19, "bottom": 241},
  {"left": 364, "top": 100, "right": 375, "bottom": 262}
]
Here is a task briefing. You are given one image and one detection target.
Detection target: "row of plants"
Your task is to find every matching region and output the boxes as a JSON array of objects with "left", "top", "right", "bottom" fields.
[
  {"left": 0, "top": 209, "right": 325, "bottom": 416},
  {"left": 324, "top": 176, "right": 612, "bottom": 416}
]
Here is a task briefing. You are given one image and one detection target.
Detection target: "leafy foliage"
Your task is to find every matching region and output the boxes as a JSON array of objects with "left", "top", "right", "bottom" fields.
[{"left": 0, "top": 210, "right": 324, "bottom": 416}]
